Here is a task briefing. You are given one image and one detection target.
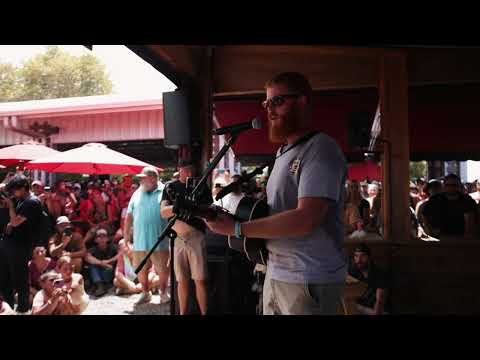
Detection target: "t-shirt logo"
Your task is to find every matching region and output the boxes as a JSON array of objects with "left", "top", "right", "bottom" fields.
[{"left": 289, "top": 158, "right": 301, "bottom": 174}]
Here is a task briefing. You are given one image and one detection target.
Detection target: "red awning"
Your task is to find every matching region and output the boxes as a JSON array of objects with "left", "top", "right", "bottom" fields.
[
  {"left": 348, "top": 160, "right": 382, "bottom": 182},
  {"left": 214, "top": 89, "right": 378, "bottom": 159},
  {"left": 215, "top": 84, "right": 480, "bottom": 161}
]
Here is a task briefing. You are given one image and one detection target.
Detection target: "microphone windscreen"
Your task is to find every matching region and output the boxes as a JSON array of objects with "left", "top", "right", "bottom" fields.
[{"left": 252, "top": 117, "right": 263, "bottom": 130}]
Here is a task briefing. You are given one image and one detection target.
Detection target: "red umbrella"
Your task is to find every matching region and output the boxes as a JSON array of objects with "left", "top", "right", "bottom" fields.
[
  {"left": 348, "top": 160, "right": 382, "bottom": 182},
  {"left": 25, "top": 143, "right": 163, "bottom": 175},
  {"left": 0, "top": 143, "right": 60, "bottom": 167}
]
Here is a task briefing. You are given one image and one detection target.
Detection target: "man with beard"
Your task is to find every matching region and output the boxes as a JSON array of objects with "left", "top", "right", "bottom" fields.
[
  {"left": 422, "top": 174, "right": 477, "bottom": 239},
  {"left": 205, "top": 72, "right": 348, "bottom": 315},
  {"left": 124, "top": 167, "right": 170, "bottom": 305},
  {"left": 347, "top": 244, "right": 390, "bottom": 315}
]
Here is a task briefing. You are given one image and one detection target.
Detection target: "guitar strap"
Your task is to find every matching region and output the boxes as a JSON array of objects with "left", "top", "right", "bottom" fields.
[
  {"left": 277, "top": 130, "right": 319, "bottom": 160},
  {"left": 262, "top": 131, "right": 319, "bottom": 171},
  {"left": 240, "top": 131, "right": 320, "bottom": 182}
]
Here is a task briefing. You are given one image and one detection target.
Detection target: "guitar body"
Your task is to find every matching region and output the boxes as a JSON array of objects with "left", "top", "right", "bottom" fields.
[{"left": 227, "top": 196, "right": 269, "bottom": 265}]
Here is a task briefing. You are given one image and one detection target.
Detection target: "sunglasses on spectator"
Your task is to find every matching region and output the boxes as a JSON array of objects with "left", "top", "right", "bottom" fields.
[{"left": 262, "top": 94, "right": 300, "bottom": 109}]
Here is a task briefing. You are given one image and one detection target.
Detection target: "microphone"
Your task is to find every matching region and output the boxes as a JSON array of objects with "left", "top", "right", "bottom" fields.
[{"left": 213, "top": 117, "right": 262, "bottom": 136}]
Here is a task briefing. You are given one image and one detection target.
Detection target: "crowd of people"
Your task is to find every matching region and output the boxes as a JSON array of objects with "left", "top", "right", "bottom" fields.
[
  {"left": 0, "top": 158, "right": 273, "bottom": 316},
  {"left": 343, "top": 179, "right": 383, "bottom": 239},
  {"left": 2, "top": 163, "right": 478, "bottom": 316},
  {"left": 0, "top": 166, "right": 185, "bottom": 315},
  {"left": 343, "top": 173, "right": 480, "bottom": 241}
]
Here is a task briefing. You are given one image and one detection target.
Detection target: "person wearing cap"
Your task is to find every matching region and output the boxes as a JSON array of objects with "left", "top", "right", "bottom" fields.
[
  {"left": 28, "top": 246, "right": 57, "bottom": 305},
  {"left": 161, "top": 160, "right": 213, "bottom": 315},
  {"left": 124, "top": 166, "right": 170, "bottom": 305},
  {"left": 31, "top": 180, "right": 44, "bottom": 198},
  {"left": 0, "top": 175, "right": 44, "bottom": 314},
  {"left": 48, "top": 216, "right": 87, "bottom": 273},
  {"left": 32, "top": 270, "right": 73, "bottom": 315},
  {"left": 85, "top": 228, "right": 119, "bottom": 297},
  {"left": 347, "top": 244, "right": 390, "bottom": 315}
]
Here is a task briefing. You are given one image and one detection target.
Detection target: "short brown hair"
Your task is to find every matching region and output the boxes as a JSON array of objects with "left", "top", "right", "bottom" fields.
[{"left": 265, "top": 72, "right": 313, "bottom": 103}]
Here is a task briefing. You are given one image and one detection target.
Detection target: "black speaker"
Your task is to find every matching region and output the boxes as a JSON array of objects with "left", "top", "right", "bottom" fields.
[
  {"left": 163, "top": 90, "right": 191, "bottom": 149},
  {"left": 347, "top": 111, "right": 372, "bottom": 149}
]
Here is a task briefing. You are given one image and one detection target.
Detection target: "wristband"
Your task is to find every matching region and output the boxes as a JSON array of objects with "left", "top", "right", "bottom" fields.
[{"left": 234, "top": 221, "right": 243, "bottom": 238}]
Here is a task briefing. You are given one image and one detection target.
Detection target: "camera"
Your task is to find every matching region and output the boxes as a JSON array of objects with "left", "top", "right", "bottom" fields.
[
  {"left": 53, "top": 279, "right": 65, "bottom": 289},
  {"left": 62, "top": 227, "right": 74, "bottom": 237}
]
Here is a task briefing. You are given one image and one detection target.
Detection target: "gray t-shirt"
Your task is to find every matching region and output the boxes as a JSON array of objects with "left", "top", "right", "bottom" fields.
[{"left": 266, "top": 132, "right": 348, "bottom": 284}]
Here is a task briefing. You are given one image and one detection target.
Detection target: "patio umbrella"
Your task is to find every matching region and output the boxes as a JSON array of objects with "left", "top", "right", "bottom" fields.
[
  {"left": 0, "top": 142, "right": 60, "bottom": 167},
  {"left": 25, "top": 143, "right": 163, "bottom": 175}
]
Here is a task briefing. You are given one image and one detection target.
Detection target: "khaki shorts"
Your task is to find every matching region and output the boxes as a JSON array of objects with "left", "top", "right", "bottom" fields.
[
  {"left": 174, "top": 229, "right": 208, "bottom": 281},
  {"left": 133, "top": 251, "right": 169, "bottom": 275},
  {"left": 263, "top": 270, "right": 344, "bottom": 315}
]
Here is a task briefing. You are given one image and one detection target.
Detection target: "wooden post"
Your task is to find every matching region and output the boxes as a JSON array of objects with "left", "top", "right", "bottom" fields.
[
  {"left": 199, "top": 47, "right": 214, "bottom": 174},
  {"left": 379, "top": 51, "right": 410, "bottom": 243},
  {"left": 187, "top": 47, "right": 214, "bottom": 176}
]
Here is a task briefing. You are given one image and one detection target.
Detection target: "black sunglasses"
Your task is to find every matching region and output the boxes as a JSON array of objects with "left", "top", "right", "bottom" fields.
[{"left": 262, "top": 94, "right": 300, "bottom": 109}]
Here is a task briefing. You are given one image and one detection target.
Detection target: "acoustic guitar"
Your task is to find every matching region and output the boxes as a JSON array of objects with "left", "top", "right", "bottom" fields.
[
  {"left": 173, "top": 194, "right": 269, "bottom": 265},
  {"left": 227, "top": 196, "right": 269, "bottom": 266}
]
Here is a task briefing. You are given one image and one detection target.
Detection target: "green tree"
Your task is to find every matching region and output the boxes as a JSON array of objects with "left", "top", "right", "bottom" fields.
[
  {"left": 0, "top": 46, "right": 113, "bottom": 101},
  {"left": 0, "top": 62, "right": 20, "bottom": 101}
]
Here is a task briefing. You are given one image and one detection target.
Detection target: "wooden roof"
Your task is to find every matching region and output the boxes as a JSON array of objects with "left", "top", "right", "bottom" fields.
[{"left": 127, "top": 45, "right": 480, "bottom": 95}]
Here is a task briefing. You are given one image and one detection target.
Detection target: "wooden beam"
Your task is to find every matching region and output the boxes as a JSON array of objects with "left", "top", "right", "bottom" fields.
[
  {"left": 379, "top": 51, "right": 410, "bottom": 243},
  {"left": 126, "top": 45, "right": 201, "bottom": 88},
  {"left": 408, "top": 48, "right": 480, "bottom": 85},
  {"left": 213, "top": 46, "right": 379, "bottom": 94}
]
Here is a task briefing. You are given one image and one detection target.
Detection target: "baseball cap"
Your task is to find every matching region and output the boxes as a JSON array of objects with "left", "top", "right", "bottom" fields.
[
  {"left": 40, "top": 271, "right": 61, "bottom": 283},
  {"left": 96, "top": 228, "right": 108, "bottom": 237},
  {"left": 136, "top": 166, "right": 159, "bottom": 178},
  {"left": 73, "top": 183, "right": 81, "bottom": 190},
  {"left": 56, "top": 216, "right": 71, "bottom": 225},
  {"left": 32, "top": 180, "right": 43, "bottom": 187}
]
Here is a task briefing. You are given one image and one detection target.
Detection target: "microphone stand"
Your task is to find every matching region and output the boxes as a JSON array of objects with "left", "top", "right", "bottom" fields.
[{"left": 135, "top": 132, "right": 240, "bottom": 315}]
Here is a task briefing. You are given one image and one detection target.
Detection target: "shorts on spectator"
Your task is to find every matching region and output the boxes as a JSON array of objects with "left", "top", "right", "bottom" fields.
[
  {"left": 133, "top": 251, "right": 169, "bottom": 274},
  {"left": 174, "top": 229, "right": 208, "bottom": 281}
]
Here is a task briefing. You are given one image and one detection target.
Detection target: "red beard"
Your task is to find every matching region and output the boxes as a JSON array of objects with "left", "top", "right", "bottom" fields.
[{"left": 268, "top": 106, "right": 302, "bottom": 143}]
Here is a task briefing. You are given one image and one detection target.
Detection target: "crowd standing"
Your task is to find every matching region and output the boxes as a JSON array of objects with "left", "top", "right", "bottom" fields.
[
  {"left": 0, "top": 168, "right": 184, "bottom": 315},
  {"left": 1, "top": 162, "right": 478, "bottom": 315}
]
